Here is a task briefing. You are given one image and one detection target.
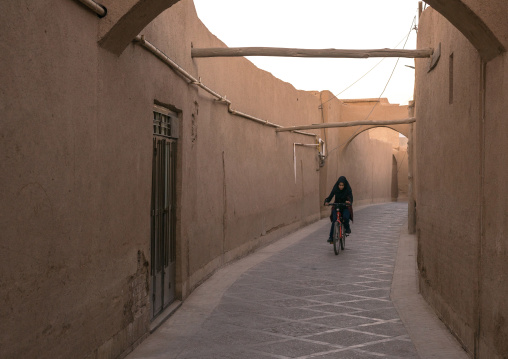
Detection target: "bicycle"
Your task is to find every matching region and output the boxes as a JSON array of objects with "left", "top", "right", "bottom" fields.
[{"left": 325, "top": 203, "right": 349, "bottom": 255}]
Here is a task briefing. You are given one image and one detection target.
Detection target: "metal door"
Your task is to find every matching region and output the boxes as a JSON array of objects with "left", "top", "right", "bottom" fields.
[{"left": 150, "top": 136, "right": 177, "bottom": 318}]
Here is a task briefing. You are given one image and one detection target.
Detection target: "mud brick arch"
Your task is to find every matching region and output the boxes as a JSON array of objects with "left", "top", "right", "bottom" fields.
[{"left": 343, "top": 124, "right": 410, "bottom": 147}]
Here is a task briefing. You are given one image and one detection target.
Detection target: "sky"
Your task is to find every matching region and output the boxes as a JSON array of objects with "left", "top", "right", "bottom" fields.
[{"left": 193, "top": 0, "right": 420, "bottom": 105}]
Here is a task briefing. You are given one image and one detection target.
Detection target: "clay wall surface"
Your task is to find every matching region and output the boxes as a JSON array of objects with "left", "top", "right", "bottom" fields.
[
  {"left": 0, "top": 2, "right": 141, "bottom": 359},
  {"left": 416, "top": 8, "right": 481, "bottom": 354},
  {"left": 481, "top": 34, "right": 508, "bottom": 359},
  {"left": 318, "top": 94, "right": 409, "bottom": 214},
  {"left": 461, "top": 0, "right": 508, "bottom": 47},
  {"left": 368, "top": 128, "right": 409, "bottom": 201},
  {"left": 396, "top": 136, "right": 409, "bottom": 200},
  {"left": 185, "top": 14, "right": 323, "bottom": 289},
  {"left": 0, "top": 1, "right": 321, "bottom": 357},
  {"left": 0, "top": 1, "right": 408, "bottom": 358},
  {"left": 416, "top": 5, "right": 508, "bottom": 357},
  {"left": 368, "top": 127, "right": 400, "bottom": 146}
]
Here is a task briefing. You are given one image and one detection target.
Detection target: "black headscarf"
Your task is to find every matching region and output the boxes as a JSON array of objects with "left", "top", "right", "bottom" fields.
[{"left": 326, "top": 176, "right": 353, "bottom": 204}]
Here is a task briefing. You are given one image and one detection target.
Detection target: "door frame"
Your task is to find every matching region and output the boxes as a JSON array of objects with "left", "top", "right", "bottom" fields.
[{"left": 150, "top": 105, "right": 179, "bottom": 319}]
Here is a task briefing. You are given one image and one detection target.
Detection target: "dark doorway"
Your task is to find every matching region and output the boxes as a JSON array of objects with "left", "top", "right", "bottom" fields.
[
  {"left": 151, "top": 106, "right": 178, "bottom": 318},
  {"left": 391, "top": 155, "right": 399, "bottom": 201}
]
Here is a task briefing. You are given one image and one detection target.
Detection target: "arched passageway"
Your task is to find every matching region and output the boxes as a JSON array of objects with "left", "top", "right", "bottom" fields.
[
  {"left": 321, "top": 122, "right": 411, "bottom": 211},
  {"left": 342, "top": 125, "right": 409, "bottom": 147},
  {"left": 342, "top": 127, "right": 409, "bottom": 204}
]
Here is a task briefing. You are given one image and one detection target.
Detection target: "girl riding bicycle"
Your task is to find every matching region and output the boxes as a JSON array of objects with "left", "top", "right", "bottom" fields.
[{"left": 324, "top": 176, "right": 353, "bottom": 243}]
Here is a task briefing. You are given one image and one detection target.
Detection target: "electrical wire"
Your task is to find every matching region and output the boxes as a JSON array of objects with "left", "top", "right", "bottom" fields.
[
  {"left": 323, "top": 16, "right": 416, "bottom": 158},
  {"left": 321, "top": 31, "right": 414, "bottom": 107},
  {"left": 396, "top": 150, "right": 407, "bottom": 174}
]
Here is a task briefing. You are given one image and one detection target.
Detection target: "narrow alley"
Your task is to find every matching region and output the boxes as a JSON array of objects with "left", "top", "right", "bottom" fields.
[
  {"left": 125, "top": 203, "right": 467, "bottom": 359},
  {"left": 3, "top": 1, "right": 508, "bottom": 357}
]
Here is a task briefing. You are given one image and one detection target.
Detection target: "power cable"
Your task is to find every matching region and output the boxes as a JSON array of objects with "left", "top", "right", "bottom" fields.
[
  {"left": 396, "top": 149, "right": 407, "bottom": 174},
  {"left": 321, "top": 30, "right": 414, "bottom": 107},
  {"left": 323, "top": 16, "right": 416, "bottom": 158}
]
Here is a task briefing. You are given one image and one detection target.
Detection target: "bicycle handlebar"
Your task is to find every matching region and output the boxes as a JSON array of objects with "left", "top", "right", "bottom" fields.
[{"left": 324, "top": 202, "right": 349, "bottom": 207}]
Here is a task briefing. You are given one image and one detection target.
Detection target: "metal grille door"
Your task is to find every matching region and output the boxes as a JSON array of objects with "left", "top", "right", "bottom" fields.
[{"left": 151, "top": 108, "right": 177, "bottom": 319}]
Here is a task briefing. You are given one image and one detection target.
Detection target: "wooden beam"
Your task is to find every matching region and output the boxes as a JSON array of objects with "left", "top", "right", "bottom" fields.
[
  {"left": 191, "top": 47, "right": 434, "bottom": 59},
  {"left": 275, "top": 118, "right": 416, "bottom": 132}
]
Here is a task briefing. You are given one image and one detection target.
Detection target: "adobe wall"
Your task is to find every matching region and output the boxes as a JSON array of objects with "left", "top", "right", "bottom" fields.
[
  {"left": 0, "top": 2, "right": 136, "bottom": 359},
  {"left": 164, "top": 1, "right": 324, "bottom": 297},
  {"left": 481, "top": 32, "right": 508, "bottom": 359},
  {"left": 0, "top": 1, "right": 408, "bottom": 358},
  {"left": 0, "top": 1, "right": 320, "bottom": 357},
  {"left": 396, "top": 136, "right": 409, "bottom": 200},
  {"left": 460, "top": 0, "right": 508, "bottom": 48},
  {"left": 416, "top": 5, "right": 508, "bottom": 358},
  {"left": 318, "top": 95, "right": 409, "bottom": 215},
  {"left": 415, "top": 8, "right": 481, "bottom": 355},
  {"left": 367, "top": 128, "right": 409, "bottom": 201}
]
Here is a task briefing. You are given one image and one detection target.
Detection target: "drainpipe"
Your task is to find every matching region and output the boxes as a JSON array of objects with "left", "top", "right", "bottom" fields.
[
  {"left": 293, "top": 143, "right": 320, "bottom": 183},
  {"left": 134, "top": 35, "right": 316, "bottom": 138}
]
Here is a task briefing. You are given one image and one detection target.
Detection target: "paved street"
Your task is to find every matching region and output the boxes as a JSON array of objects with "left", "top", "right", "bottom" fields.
[{"left": 126, "top": 202, "right": 468, "bottom": 359}]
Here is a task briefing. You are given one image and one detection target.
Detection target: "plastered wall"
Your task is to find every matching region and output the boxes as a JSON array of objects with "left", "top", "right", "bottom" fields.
[
  {"left": 0, "top": 1, "right": 407, "bottom": 358},
  {"left": 416, "top": 6, "right": 508, "bottom": 358},
  {"left": 396, "top": 136, "right": 409, "bottom": 200},
  {"left": 318, "top": 94, "right": 408, "bottom": 215},
  {"left": 481, "top": 51, "right": 508, "bottom": 359}
]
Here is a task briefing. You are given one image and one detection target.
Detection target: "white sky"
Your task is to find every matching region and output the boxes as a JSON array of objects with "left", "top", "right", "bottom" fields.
[{"left": 193, "top": 0, "right": 420, "bottom": 105}]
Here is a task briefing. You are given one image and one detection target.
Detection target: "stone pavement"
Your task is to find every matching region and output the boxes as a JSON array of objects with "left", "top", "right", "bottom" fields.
[{"left": 126, "top": 202, "right": 469, "bottom": 359}]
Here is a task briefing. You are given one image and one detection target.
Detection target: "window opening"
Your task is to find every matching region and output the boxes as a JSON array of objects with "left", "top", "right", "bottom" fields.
[
  {"left": 449, "top": 53, "right": 454, "bottom": 104},
  {"left": 153, "top": 105, "right": 179, "bottom": 139}
]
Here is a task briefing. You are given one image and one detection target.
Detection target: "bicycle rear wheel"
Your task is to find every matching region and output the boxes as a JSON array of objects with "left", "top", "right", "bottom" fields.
[
  {"left": 340, "top": 223, "right": 346, "bottom": 250},
  {"left": 333, "top": 222, "right": 340, "bottom": 255}
]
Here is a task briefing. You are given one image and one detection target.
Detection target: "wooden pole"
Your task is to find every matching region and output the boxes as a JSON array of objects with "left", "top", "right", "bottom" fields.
[
  {"left": 191, "top": 47, "right": 434, "bottom": 59},
  {"left": 408, "top": 102, "right": 416, "bottom": 234},
  {"left": 408, "top": 124, "right": 416, "bottom": 234},
  {"left": 275, "top": 118, "right": 416, "bottom": 132}
]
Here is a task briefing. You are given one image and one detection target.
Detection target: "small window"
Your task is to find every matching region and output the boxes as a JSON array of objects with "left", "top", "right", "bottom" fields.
[
  {"left": 449, "top": 53, "right": 454, "bottom": 104},
  {"left": 153, "top": 105, "right": 179, "bottom": 139}
]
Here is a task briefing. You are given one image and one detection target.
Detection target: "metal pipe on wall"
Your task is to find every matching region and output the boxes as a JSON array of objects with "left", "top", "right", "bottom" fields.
[
  {"left": 134, "top": 36, "right": 196, "bottom": 83},
  {"left": 294, "top": 143, "right": 320, "bottom": 183},
  {"left": 227, "top": 106, "right": 279, "bottom": 128},
  {"left": 75, "top": 0, "right": 107, "bottom": 17},
  {"left": 133, "top": 35, "right": 316, "bottom": 138}
]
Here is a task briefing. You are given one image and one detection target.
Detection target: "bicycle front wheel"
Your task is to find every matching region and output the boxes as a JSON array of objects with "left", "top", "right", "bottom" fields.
[{"left": 333, "top": 222, "right": 340, "bottom": 255}]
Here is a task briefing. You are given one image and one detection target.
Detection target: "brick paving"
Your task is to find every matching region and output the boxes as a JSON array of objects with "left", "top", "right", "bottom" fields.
[{"left": 126, "top": 202, "right": 466, "bottom": 359}]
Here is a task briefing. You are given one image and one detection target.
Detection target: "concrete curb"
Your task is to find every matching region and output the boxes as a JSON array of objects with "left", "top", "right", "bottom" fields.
[{"left": 391, "top": 222, "right": 470, "bottom": 358}]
